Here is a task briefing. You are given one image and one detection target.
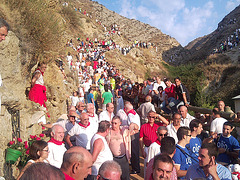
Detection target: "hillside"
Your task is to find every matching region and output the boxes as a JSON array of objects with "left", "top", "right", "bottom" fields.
[{"left": 0, "top": 0, "right": 183, "bottom": 178}]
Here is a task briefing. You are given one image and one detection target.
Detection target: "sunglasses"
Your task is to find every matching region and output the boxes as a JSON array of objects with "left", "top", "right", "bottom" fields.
[
  {"left": 158, "top": 133, "right": 168, "bottom": 137},
  {"left": 148, "top": 116, "right": 155, "bottom": 119},
  {"left": 186, "top": 134, "right": 192, "bottom": 137}
]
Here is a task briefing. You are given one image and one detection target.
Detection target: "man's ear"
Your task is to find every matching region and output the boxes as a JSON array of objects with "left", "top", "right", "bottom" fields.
[
  {"left": 72, "top": 162, "right": 81, "bottom": 174},
  {"left": 50, "top": 131, "right": 54, "bottom": 137}
]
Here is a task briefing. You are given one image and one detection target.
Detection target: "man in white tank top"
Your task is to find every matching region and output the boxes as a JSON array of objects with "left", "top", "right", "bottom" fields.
[{"left": 90, "top": 121, "right": 113, "bottom": 177}]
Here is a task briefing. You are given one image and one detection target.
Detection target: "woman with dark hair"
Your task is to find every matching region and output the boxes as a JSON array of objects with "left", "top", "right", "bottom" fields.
[{"left": 17, "top": 140, "right": 49, "bottom": 180}]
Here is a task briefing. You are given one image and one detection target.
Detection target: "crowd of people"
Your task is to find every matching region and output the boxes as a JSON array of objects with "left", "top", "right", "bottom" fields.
[
  {"left": 212, "top": 27, "right": 240, "bottom": 54},
  {"left": 24, "top": 31, "right": 240, "bottom": 179},
  {"left": 1, "top": 8, "right": 240, "bottom": 180}
]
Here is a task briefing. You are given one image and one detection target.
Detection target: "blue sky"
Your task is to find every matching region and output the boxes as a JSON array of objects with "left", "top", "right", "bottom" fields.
[{"left": 95, "top": 0, "right": 240, "bottom": 46}]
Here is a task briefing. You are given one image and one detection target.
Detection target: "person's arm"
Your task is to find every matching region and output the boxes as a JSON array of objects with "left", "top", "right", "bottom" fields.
[
  {"left": 92, "top": 138, "right": 104, "bottom": 163},
  {"left": 175, "top": 164, "right": 187, "bottom": 178},
  {"left": 156, "top": 114, "right": 169, "bottom": 125},
  {"left": 182, "top": 92, "right": 189, "bottom": 107},
  {"left": 31, "top": 72, "right": 41, "bottom": 87},
  {"left": 111, "top": 97, "right": 113, "bottom": 103},
  {"left": 38, "top": 122, "right": 53, "bottom": 129},
  {"left": 129, "top": 123, "right": 139, "bottom": 135},
  {"left": 65, "top": 134, "right": 73, "bottom": 148},
  {"left": 139, "top": 137, "right": 146, "bottom": 158},
  {"left": 204, "top": 157, "right": 220, "bottom": 180},
  {"left": 16, "top": 162, "right": 33, "bottom": 180}
]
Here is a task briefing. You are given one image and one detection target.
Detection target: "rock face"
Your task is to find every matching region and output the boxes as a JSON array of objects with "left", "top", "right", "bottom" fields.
[
  {"left": 0, "top": 31, "right": 77, "bottom": 178},
  {"left": 173, "top": 5, "right": 240, "bottom": 64}
]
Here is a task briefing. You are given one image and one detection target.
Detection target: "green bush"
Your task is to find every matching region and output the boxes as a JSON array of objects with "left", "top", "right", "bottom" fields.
[{"left": 163, "top": 63, "right": 210, "bottom": 107}]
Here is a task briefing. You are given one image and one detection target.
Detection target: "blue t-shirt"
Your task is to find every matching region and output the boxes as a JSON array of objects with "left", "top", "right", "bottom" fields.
[
  {"left": 216, "top": 135, "right": 240, "bottom": 164},
  {"left": 186, "top": 137, "right": 202, "bottom": 164},
  {"left": 173, "top": 144, "right": 192, "bottom": 179},
  {"left": 186, "top": 163, "right": 232, "bottom": 180},
  {"left": 87, "top": 93, "right": 95, "bottom": 105}
]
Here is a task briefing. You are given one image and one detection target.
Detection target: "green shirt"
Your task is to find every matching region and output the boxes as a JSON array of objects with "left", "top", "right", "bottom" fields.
[{"left": 102, "top": 92, "right": 113, "bottom": 104}]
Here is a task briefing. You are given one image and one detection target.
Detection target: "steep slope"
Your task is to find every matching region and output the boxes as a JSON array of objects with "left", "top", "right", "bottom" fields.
[{"left": 184, "top": 5, "right": 240, "bottom": 62}]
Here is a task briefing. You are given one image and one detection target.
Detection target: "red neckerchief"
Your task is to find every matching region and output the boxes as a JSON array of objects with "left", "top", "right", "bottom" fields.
[
  {"left": 88, "top": 113, "right": 94, "bottom": 117},
  {"left": 36, "top": 68, "right": 44, "bottom": 76},
  {"left": 127, "top": 109, "right": 136, "bottom": 115},
  {"left": 155, "top": 139, "right": 161, "bottom": 146},
  {"left": 48, "top": 138, "right": 64, "bottom": 145},
  {"left": 78, "top": 122, "right": 90, "bottom": 128},
  {"left": 63, "top": 172, "right": 75, "bottom": 180}
]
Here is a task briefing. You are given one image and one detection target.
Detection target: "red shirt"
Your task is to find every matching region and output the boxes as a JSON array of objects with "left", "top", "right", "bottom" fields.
[
  {"left": 164, "top": 83, "right": 176, "bottom": 98},
  {"left": 63, "top": 172, "right": 75, "bottom": 180},
  {"left": 139, "top": 123, "right": 159, "bottom": 147}
]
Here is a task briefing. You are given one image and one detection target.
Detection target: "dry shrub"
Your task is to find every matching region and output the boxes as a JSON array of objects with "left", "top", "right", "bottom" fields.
[
  {"left": 5, "top": 0, "right": 63, "bottom": 61},
  {"left": 61, "top": 6, "right": 81, "bottom": 28}
]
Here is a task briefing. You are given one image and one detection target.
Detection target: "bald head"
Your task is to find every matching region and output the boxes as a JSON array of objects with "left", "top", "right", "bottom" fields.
[
  {"left": 218, "top": 101, "right": 225, "bottom": 112},
  {"left": 80, "top": 112, "right": 89, "bottom": 126},
  {"left": 179, "top": 105, "right": 188, "bottom": 119},
  {"left": 145, "top": 95, "right": 152, "bottom": 102},
  {"left": 61, "top": 146, "right": 92, "bottom": 180}
]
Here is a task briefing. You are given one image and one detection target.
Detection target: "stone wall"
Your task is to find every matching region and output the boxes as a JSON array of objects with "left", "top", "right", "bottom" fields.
[{"left": 0, "top": 30, "right": 74, "bottom": 179}]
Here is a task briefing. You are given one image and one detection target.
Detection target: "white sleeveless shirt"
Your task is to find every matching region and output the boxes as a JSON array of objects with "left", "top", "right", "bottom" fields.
[
  {"left": 35, "top": 70, "right": 44, "bottom": 86},
  {"left": 90, "top": 134, "right": 113, "bottom": 175}
]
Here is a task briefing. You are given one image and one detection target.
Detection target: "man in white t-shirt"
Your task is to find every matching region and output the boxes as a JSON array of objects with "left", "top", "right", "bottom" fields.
[
  {"left": 179, "top": 105, "right": 195, "bottom": 127},
  {"left": 47, "top": 124, "right": 66, "bottom": 168},
  {"left": 210, "top": 108, "right": 227, "bottom": 136},
  {"left": 99, "top": 103, "right": 115, "bottom": 122},
  {"left": 65, "top": 112, "right": 95, "bottom": 150}
]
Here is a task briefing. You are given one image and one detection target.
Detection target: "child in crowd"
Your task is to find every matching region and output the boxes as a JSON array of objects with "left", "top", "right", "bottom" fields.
[{"left": 66, "top": 91, "right": 80, "bottom": 107}]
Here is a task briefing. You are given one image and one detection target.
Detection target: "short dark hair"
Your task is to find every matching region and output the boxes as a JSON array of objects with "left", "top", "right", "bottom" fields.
[
  {"left": 212, "top": 108, "right": 220, "bottom": 115},
  {"left": 201, "top": 143, "right": 218, "bottom": 158},
  {"left": 174, "top": 77, "right": 180, "bottom": 81},
  {"left": 112, "top": 116, "right": 121, "bottom": 123},
  {"left": 223, "top": 121, "right": 234, "bottom": 128},
  {"left": 153, "top": 154, "right": 174, "bottom": 170},
  {"left": 29, "top": 140, "right": 48, "bottom": 160},
  {"left": 20, "top": 162, "right": 65, "bottom": 180},
  {"left": 189, "top": 119, "right": 202, "bottom": 132},
  {"left": 177, "top": 127, "right": 190, "bottom": 141},
  {"left": 163, "top": 78, "right": 170, "bottom": 83},
  {"left": 98, "top": 121, "right": 110, "bottom": 133},
  {"left": 160, "top": 137, "right": 176, "bottom": 155},
  {"left": 173, "top": 113, "right": 181, "bottom": 119},
  {"left": 158, "top": 86, "right": 163, "bottom": 91},
  {"left": 104, "top": 84, "right": 108, "bottom": 92},
  {"left": 0, "top": 19, "right": 10, "bottom": 31}
]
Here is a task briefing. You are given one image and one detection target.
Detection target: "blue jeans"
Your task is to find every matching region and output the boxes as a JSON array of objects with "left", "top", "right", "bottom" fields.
[{"left": 160, "top": 97, "right": 175, "bottom": 114}]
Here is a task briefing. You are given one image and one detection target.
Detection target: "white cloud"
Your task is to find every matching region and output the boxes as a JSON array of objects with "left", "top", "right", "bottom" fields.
[
  {"left": 118, "top": 0, "right": 215, "bottom": 46},
  {"left": 119, "top": 0, "right": 137, "bottom": 19},
  {"left": 226, "top": 0, "right": 240, "bottom": 12}
]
